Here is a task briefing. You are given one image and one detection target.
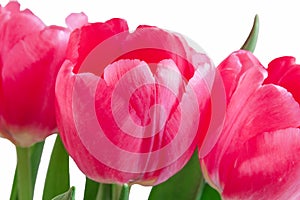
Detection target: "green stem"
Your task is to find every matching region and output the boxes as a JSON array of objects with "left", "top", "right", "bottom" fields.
[
  {"left": 94, "top": 183, "right": 130, "bottom": 200},
  {"left": 96, "top": 183, "right": 112, "bottom": 200},
  {"left": 112, "top": 184, "right": 123, "bottom": 200},
  {"left": 118, "top": 184, "right": 130, "bottom": 200},
  {"left": 16, "top": 146, "right": 33, "bottom": 200}
]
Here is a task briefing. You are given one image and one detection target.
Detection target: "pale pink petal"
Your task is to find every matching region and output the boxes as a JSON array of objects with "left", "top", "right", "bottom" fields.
[{"left": 65, "top": 12, "right": 88, "bottom": 31}]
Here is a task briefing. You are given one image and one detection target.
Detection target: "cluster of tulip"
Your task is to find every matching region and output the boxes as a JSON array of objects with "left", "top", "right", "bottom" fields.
[{"left": 1, "top": 1, "right": 300, "bottom": 200}]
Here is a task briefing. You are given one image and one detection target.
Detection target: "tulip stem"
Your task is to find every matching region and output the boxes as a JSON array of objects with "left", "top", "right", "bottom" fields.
[
  {"left": 95, "top": 183, "right": 130, "bottom": 200},
  {"left": 96, "top": 183, "right": 112, "bottom": 200},
  {"left": 117, "top": 184, "right": 130, "bottom": 200},
  {"left": 112, "top": 184, "right": 130, "bottom": 200},
  {"left": 16, "top": 146, "right": 33, "bottom": 200},
  {"left": 112, "top": 184, "right": 122, "bottom": 200}
]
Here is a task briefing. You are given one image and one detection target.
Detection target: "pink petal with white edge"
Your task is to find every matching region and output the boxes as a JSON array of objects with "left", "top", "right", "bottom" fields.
[
  {"left": 223, "top": 128, "right": 300, "bottom": 200},
  {"left": 202, "top": 67, "right": 300, "bottom": 191}
]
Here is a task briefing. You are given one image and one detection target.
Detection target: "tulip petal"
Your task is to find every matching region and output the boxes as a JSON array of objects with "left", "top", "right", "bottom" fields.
[
  {"left": 3, "top": 1, "right": 21, "bottom": 13},
  {"left": 117, "top": 26, "right": 196, "bottom": 81},
  {"left": 222, "top": 128, "right": 300, "bottom": 200},
  {"left": 217, "top": 50, "right": 263, "bottom": 103},
  {"left": 264, "top": 56, "right": 296, "bottom": 84},
  {"left": 67, "top": 18, "right": 129, "bottom": 70},
  {"left": 265, "top": 56, "right": 300, "bottom": 104},
  {"left": 0, "top": 10, "right": 45, "bottom": 58},
  {"left": 57, "top": 58, "right": 201, "bottom": 185},
  {"left": 202, "top": 67, "right": 300, "bottom": 192},
  {"left": 65, "top": 12, "right": 88, "bottom": 31},
  {"left": 0, "top": 27, "right": 69, "bottom": 146}
]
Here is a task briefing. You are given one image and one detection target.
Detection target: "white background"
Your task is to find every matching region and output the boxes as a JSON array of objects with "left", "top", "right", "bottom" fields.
[{"left": 0, "top": 0, "right": 300, "bottom": 199}]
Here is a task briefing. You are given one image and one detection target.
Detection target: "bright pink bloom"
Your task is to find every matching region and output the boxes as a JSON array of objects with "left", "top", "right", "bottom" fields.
[
  {"left": 55, "top": 18, "right": 215, "bottom": 185},
  {"left": 200, "top": 50, "right": 300, "bottom": 199},
  {"left": 264, "top": 56, "right": 300, "bottom": 104},
  {"left": 0, "top": 2, "right": 80, "bottom": 146}
]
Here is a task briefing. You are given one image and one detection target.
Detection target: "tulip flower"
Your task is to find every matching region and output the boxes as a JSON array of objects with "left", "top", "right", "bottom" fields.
[
  {"left": 200, "top": 50, "right": 300, "bottom": 199},
  {"left": 55, "top": 17, "right": 216, "bottom": 185},
  {"left": 264, "top": 56, "right": 300, "bottom": 104},
  {"left": 0, "top": 1, "right": 72, "bottom": 147}
]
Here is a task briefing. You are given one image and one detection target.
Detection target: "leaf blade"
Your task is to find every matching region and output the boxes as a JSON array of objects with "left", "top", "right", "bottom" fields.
[
  {"left": 241, "top": 15, "right": 259, "bottom": 52},
  {"left": 148, "top": 151, "right": 204, "bottom": 200},
  {"left": 51, "top": 187, "right": 75, "bottom": 200},
  {"left": 84, "top": 177, "right": 100, "bottom": 200},
  {"left": 43, "top": 134, "right": 70, "bottom": 200},
  {"left": 200, "top": 183, "right": 221, "bottom": 200}
]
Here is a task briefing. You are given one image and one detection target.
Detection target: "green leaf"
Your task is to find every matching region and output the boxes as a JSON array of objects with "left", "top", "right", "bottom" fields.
[
  {"left": 30, "top": 141, "right": 45, "bottom": 184},
  {"left": 43, "top": 134, "right": 70, "bottom": 200},
  {"left": 10, "top": 171, "right": 18, "bottom": 200},
  {"left": 10, "top": 141, "right": 44, "bottom": 200},
  {"left": 200, "top": 184, "right": 221, "bottom": 200},
  {"left": 51, "top": 187, "right": 75, "bottom": 200},
  {"left": 148, "top": 151, "right": 204, "bottom": 200},
  {"left": 241, "top": 15, "right": 259, "bottom": 52},
  {"left": 84, "top": 177, "right": 100, "bottom": 200}
]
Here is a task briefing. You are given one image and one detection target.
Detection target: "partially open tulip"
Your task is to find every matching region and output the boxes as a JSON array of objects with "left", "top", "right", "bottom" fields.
[
  {"left": 200, "top": 50, "right": 300, "bottom": 199},
  {"left": 0, "top": 2, "right": 72, "bottom": 147},
  {"left": 55, "top": 18, "right": 215, "bottom": 185}
]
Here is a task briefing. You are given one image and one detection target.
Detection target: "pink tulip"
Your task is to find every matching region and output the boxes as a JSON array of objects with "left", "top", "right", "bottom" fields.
[
  {"left": 55, "top": 18, "right": 215, "bottom": 185},
  {"left": 0, "top": 2, "right": 81, "bottom": 147},
  {"left": 200, "top": 50, "right": 300, "bottom": 199},
  {"left": 264, "top": 56, "right": 300, "bottom": 104}
]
